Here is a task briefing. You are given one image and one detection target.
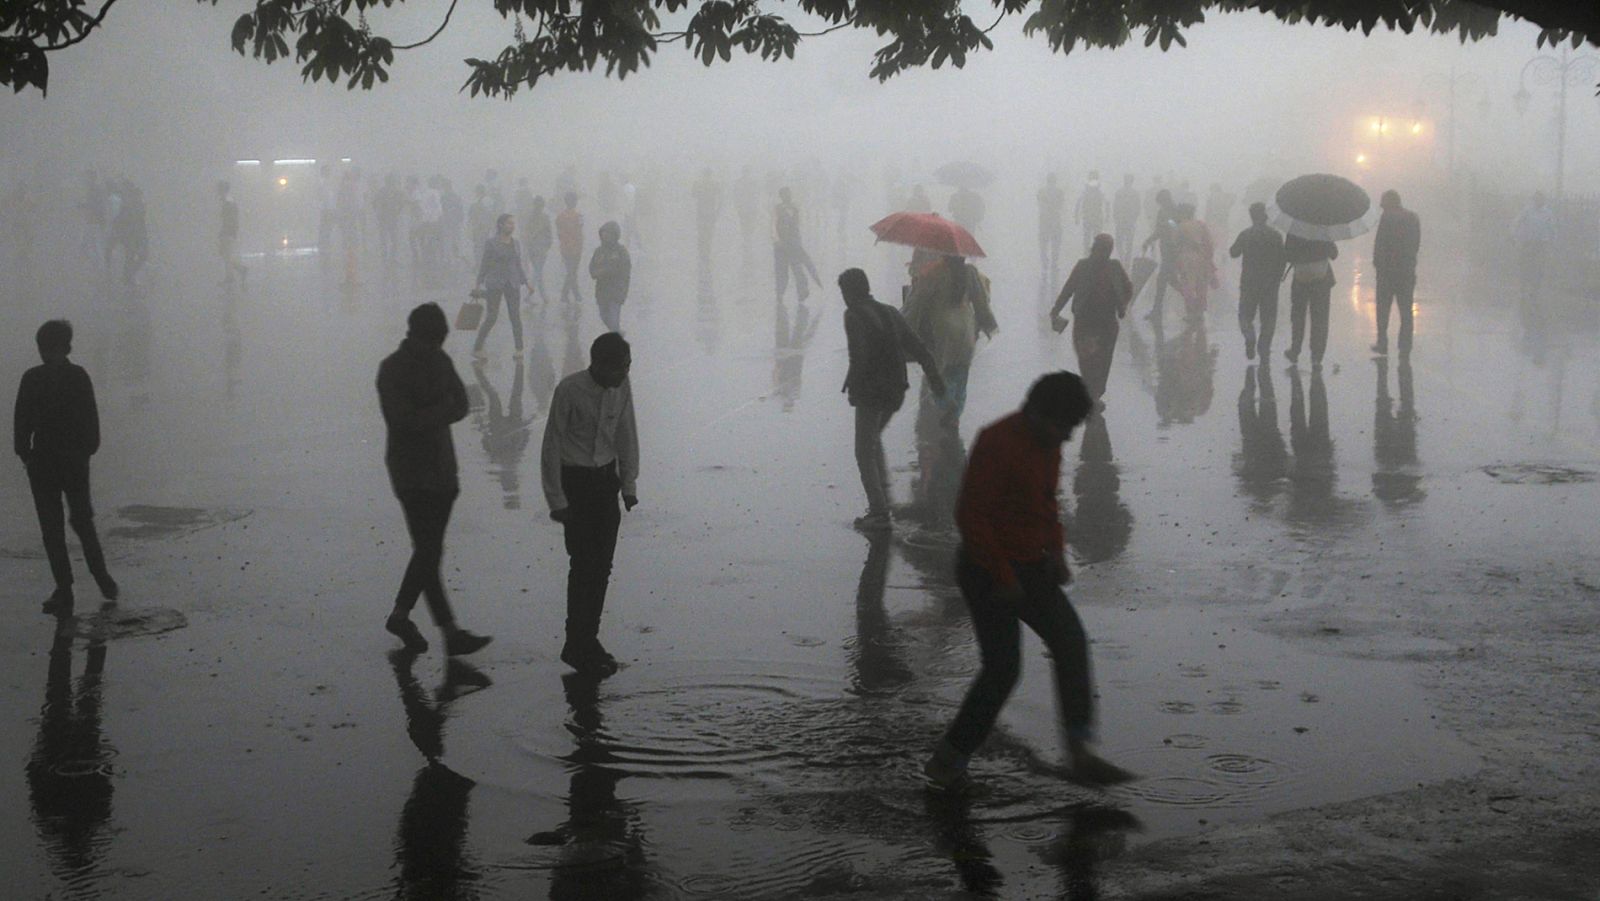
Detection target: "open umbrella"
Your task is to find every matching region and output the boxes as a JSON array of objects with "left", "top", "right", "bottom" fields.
[
  {"left": 933, "top": 161, "right": 996, "bottom": 191},
  {"left": 1270, "top": 173, "right": 1373, "bottom": 241},
  {"left": 869, "top": 212, "right": 986, "bottom": 258}
]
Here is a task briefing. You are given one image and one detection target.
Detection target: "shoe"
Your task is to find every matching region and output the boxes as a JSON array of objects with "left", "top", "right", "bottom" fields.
[
  {"left": 1062, "top": 751, "right": 1138, "bottom": 787},
  {"left": 93, "top": 572, "right": 119, "bottom": 602},
  {"left": 445, "top": 629, "right": 493, "bottom": 657},
  {"left": 41, "top": 588, "right": 74, "bottom": 616},
  {"left": 853, "top": 510, "right": 892, "bottom": 532},
  {"left": 561, "top": 642, "right": 619, "bottom": 676},
  {"left": 1371, "top": 342, "right": 1387, "bottom": 355},
  {"left": 385, "top": 614, "right": 429, "bottom": 652},
  {"left": 1284, "top": 348, "right": 1299, "bottom": 363},
  {"left": 923, "top": 740, "right": 971, "bottom": 791}
]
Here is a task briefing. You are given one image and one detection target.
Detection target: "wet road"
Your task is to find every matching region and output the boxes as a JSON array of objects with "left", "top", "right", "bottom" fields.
[{"left": 1, "top": 203, "right": 1598, "bottom": 899}]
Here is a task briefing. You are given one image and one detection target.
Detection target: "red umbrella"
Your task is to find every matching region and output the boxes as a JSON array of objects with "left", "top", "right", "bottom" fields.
[{"left": 868, "top": 212, "right": 986, "bottom": 258}]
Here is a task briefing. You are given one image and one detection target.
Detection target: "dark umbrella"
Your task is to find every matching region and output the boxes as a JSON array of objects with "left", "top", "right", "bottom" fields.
[
  {"left": 933, "top": 161, "right": 996, "bottom": 191},
  {"left": 1270, "top": 173, "right": 1373, "bottom": 241}
]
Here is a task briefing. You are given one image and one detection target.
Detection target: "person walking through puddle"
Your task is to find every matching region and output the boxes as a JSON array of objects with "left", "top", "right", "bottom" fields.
[
  {"left": 925, "top": 371, "right": 1135, "bottom": 789},
  {"left": 542, "top": 332, "right": 639, "bottom": 677}
]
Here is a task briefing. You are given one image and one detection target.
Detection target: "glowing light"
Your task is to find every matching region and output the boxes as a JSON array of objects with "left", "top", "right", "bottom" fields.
[
  {"left": 1379, "top": 121, "right": 1390, "bottom": 135},
  {"left": 1370, "top": 118, "right": 1382, "bottom": 133},
  {"left": 234, "top": 159, "right": 262, "bottom": 167},
  {"left": 339, "top": 157, "right": 352, "bottom": 163},
  {"left": 277, "top": 177, "right": 289, "bottom": 187},
  {"left": 281, "top": 236, "right": 290, "bottom": 246},
  {"left": 272, "top": 158, "right": 317, "bottom": 166},
  {"left": 1410, "top": 121, "right": 1422, "bottom": 135},
  {"left": 1356, "top": 152, "right": 1368, "bottom": 165}
]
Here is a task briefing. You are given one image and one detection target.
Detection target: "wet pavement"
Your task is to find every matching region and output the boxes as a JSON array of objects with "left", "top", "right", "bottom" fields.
[{"left": 2, "top": 205, "right": 1599, "bottom": 898}]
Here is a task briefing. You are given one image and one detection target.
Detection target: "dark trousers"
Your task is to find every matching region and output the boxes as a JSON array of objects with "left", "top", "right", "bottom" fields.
[
  {"left": 27, "top": 457, "right": 110, "bottom": 592},
  {"left": 1287, "top": 279, "right": 1332, "bottom": 363},
  {"left": 394, "top": 489, "right": 457, "bottom": 627},
  {"left": 559, "top": 254, "right": 584, "bottom": 305},
  {"left": 1374, "top": 269, "right": 1415, "bottom": 351},
  {"left": 1239, "top": 283, "right": 1280, "bottom": 355},
  {"left": 561, "top": 463, "right": 622, "bottom": 648},
  {"left": 943, "top": 553, "right": 1094, "bottom": 757},
  {"left": 473, "top": 285, "right": 523, "bottom": 352},
  {"left": 774, "top": 244, "right": 811, "bottom": 303}
]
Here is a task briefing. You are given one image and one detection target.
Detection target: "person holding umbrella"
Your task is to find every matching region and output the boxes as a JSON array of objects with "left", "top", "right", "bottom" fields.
[{"left": 1273, "top": 174, "right": 1372, "bottom": 369}]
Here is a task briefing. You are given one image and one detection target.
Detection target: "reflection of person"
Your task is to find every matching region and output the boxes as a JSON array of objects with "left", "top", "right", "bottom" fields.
[
  {"left": 1234, "top": 365, "right": 1288, "bottom": 511},
  {"left": 1229, "top": 202, "right": 1285, "bottom": 361},
  {"left": 1282, "top": 234, "right": 1339, "bottom": 368},
  {"left": 542, "top": 334, "right": 639, "bottom": 677},
  {"left": 14, "top": 320, "right": 117, "bottom": 614},
  {"left": 1371, "top": 190, "right": 1421, "bottom": 356},
  {"left": 1287, "top": 365, "right": 1337, "bottom": 521},
  {"left": 1372, "top": 357, "right": 1424, "bottom": 506},
  {"left": 925, "top": 372, "right": 1135, "bottom": 789},
  {"left": 1050, "top": 234, "right": 1132, "bottom": 403},
  {"left": 471, "top": 358, "right": 532, "bottom": 510},
  {"left": 589, "top": 221, "right": 632, "bottom": 333},
  {"left": 377, "top": 304, "right": 493, "bottom": 656},
  {"left": 28, "top": 631, "right": 113, "bottom": 880},
  {"left": 772, "top": 296, "right": 819, "bottom": 412},
  {"left": 1067, "top": 414, "right": 1133, "bottom": 564},
  {"left": 388, "top": 649, "right": 489, "bottom": 897},
  {"left": 839, "top": 268, "right": 944, "bottom": 532},
  {"left": 473, "top": 213, "right": 529, "bottom": 357}
]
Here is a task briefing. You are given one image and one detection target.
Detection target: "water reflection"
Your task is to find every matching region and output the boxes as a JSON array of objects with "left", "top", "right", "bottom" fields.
[
  {"left": 696, "top": 253, "right": 722, "bottom": 356},
  {"left": 1066, "top": 414, "right": 1133, "bottom": 564},
  {"left": 222, "top": 286, "right": 243, "bottom": 401},
  {"left": 772, "top": 300, "right": 819, "bottom": 412},
  {"left": 526, "top": 673, "right": 652, "bottom": 900},
  {"left": 27, "top": 626, "right": 115, "bottom": 891},
  {"left": 559, "top": 304, "right": 585, "bottom": 377},
  {"left": 1234, "top": 365, "right": 1288, "bottom": 512},
  {"left": 849, "top": 534, "right": 914, "bottom": 695},
  {"left": 389, "top": 649, "right": 491, "bottom": 900},
  {"left": 470, "top": 359, "right": 533, "bottom": 510},
  {"left": 1153, "top": 319, "right": 1217, "bottom": 426},
  {"left": 1372, "top": 357, "right": 1425, "bottom": 508},
  {"left": 1286, "top": 366, "right": 1362, "bottom": 528}
]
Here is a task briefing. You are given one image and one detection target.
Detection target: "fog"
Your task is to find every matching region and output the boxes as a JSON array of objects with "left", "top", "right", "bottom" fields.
[{"left": 3, "top": 5, "right": 1600, "bottom": 899}]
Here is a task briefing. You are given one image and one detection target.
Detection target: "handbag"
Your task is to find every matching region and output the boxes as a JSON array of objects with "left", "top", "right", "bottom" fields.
[{"left": 455, "top": 295, "right": 484, "bottom": 330}]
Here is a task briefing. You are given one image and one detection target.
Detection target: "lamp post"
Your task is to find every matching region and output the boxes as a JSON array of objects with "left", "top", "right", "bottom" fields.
[
  {"left": 1513, "top": 45, "right": 1600, "bottom": 199},
  {"left": 1418, "top": 66, "right": 1482, "bottom": 177}
]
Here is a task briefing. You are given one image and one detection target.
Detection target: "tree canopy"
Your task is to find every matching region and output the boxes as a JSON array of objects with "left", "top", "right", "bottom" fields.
[{"left": 3, "top": 0, "right": 1598, "bottom": 97}]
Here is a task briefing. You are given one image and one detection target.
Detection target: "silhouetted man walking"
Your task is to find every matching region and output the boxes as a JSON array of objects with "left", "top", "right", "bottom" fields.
[
  {"left": 1229, "top": 202, "right": 1286, "bottom": 361},
  {"left": 542, "top": 333, "right": 639, "bottom": 677},
  {"left": 925, "top": 372, "right": 1134, "bottom": 790},
  {"left": 377, "top": 303, "right": 492, "bottom": 656},
  {"left": 14, "top": 320, "right": 118, "bottom": 614},
  {"left": 1371, "top": 189, "right": 1421, "bottom": 356}
]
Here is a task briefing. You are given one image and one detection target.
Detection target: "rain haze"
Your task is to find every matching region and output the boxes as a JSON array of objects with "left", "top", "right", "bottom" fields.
[{"left": 2, "top": 1, "right": 1599, "bottom": 897}]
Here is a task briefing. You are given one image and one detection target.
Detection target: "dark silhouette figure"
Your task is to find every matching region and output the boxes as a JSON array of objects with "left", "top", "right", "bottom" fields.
[
  {"left": 925, "top": 373, "right": 1135, "bottom": 789},
  {"left": 848, "top": 533, "right": 916, "bottom": 694},
  {"left": 471, "top": 359, "right": 533, "bottom": 510},
  {"left": 528, "top": 673, "right": 651, "bottom": 900},
  {"left": 1139, "top": 190, "right": 1178, "bottom": 322},
  {"left": 377, "top": 303, "right": 492, "bottom": 656},
  {"left": 1038, "top": 173, "right": 1066, "bottom": 273},
  {"left": 1229, "top": 202, "right": 1286, "bottom": 361},
  {"left": 1065, "top": 414, "right": 1133, "bottom": 564},
  {"left": 1372, "top": 357, "right": 1425, "bottom": 507},
  {"left": 389, "top": 648, "right": 490, "bottom": 900},
  {"left": 839, "top": 268, "right": 944, "bottom": 532},
  {"left": 1283, "top": 234, "right": 1339, "bottom": 368},
  {"left": 1234, "top": 365, "right": 1288, "bottom": 513},
  {"left": 773, "top": 187, "right": 818, "bottom": 304},
  {"left": 27, "top": 629, "right": 115, "bottom": 888},
  {"left": 542, "top": 333, "right": 639, "bottom": 677},
  {"left": 1050, "top": 234, "right": 1132, "bottom": 403},
  {"left": 1286, "top": 365, "right": 1340, "bottom": 524},
  {"left": 524, "top": 196, "right": 555, "bottom": 305},
  {"left": 589, "top": 221, "right": 632, "bottom": 333},
  {"left": 1371, "top": 189, "right": 1421, "bottom": 356},
  {"left": 14, "top": 320, "right": 117, "bottom": 614},
  {"left": 555, "top": 192, "right": 586, "bottom": 306},
  {"left": 473, "top": 213, "right": 529, "bottom": 356}
]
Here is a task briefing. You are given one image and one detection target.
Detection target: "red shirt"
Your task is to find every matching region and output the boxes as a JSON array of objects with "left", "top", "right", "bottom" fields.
[{"left": 956, "top": 411, "right": 1065, "bottom": 587}]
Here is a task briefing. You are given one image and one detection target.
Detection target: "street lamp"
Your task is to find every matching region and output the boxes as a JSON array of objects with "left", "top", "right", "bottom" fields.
[
  {"left": 1513, "top": 45, "right": 1600, "bottom": 199},
  {"left": 1418, "top": 65, "right": 1483, "bottom": 177}
]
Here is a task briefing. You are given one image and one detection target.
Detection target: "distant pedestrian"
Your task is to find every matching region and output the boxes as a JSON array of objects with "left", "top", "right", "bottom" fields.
[
  {"left": 1112, "top": 174, "right": 1140, "bottom": 264},
  {"left": 773, "top": 187, "right": 817, "bottom": 304},
  {"left": 950, "top": 185, "right": 986, "bottom": 234},
  {"left": 589, "top": 221, "right": 632, "bottom": 333},
  {"left": 692, "top": 168, "right": 722, "bottom": 261},
  {"left": 1173, "top": 204, "right": 1216, "bottom": 320},
  {"left": 556, "top": 192, "right": 585, "bottom": 306},
  {"left": 1037, "top": 173, "right": 1066, "bottom": 273},
  {"left": 541, "top": 333, "right": 639, "bottom": 678},
  {"left": 902, "top": 254, "right": 998, "bottom": 429},
  {"left": 472, "top": 214, "right": 529, "bottom": 357},
  {"left": 1074, "top": 172, "right": 1108, "bottom": 255},
  {"left": 377, "top": 303, "right": 492, "bottom": 656},
  {"left": 1229, "top": 202, "right": 1286, "bottom": 360},
  {"left": 838, "top": 268, "right": 945, "bottom": 532},
  {"left": 1513, "top": 192, "right": 1555, "bottom": 300},
  {"left": 1283, "top": 233, "right": 1339, "bottom": 368},
  {"left": 924, "top": 372, "right": 1136, "bottom": 790},
  {"left": 1371, "top": 190, "right": 1421, "bottom": 356},
  {"left": 1140, "top": 190, "right": 1178, "bottom": 321},
  {"left": 216, "top": 181, "right": 248, "bottom": 287},
  {"left": 14, "top": 320, "right": 118, "bottom": 615},
  {"left": 1050, "top": 234, "right": 1132, "bottom": 403}
]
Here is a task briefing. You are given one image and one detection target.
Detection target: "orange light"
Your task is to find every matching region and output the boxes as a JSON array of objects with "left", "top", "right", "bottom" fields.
[
  {"left": 277, "top": 177, "right": 289, "bottom": 187},
  {"left": 281, "top": 236, "right": 289, "bottom": 246},
  {"left": 1410, "top": 121, "right": 1422, "bottom": 135},
  {"left": 1356, "top": 152, "right": 1368, "bottom": 165},
  {"left": 1370, "top": 118, "right": 1382, "bottom": 133}
]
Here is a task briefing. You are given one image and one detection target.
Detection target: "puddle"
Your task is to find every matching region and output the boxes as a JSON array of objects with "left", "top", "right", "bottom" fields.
[
  {"left": 106, "top": 505, "right": 250, "bottom": 539},
  {"left": 66, "top": 606, "right": 188, "bottom": 642},
  {"left": 1481, "top": 463, "right": 1596, "bottom": 485}
]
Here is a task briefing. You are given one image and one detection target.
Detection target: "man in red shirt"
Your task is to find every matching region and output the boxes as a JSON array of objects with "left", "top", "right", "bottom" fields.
[{"left": 926, "top": 371, "right": 1134, "bottom": 789}]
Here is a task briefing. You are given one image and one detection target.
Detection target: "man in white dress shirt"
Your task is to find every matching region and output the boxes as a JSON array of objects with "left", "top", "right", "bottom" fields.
[{"left": 541, "top": 332, "right": 639, "bottom": 676}]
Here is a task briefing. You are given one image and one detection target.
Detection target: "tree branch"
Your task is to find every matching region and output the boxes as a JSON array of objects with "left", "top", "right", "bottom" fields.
[
  {"left": 391, "top": 0, "right": 460, "bottom": 50},
  {"left": 37, "top": 0, "right": 121, "bottom": 51}
]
